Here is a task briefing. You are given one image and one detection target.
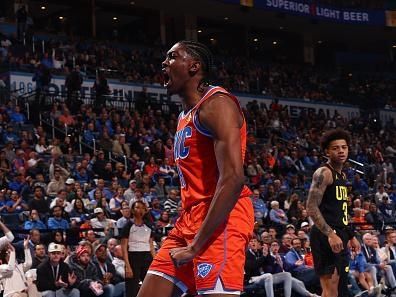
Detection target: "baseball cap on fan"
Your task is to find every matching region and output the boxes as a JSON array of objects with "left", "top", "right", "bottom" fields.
[{"left": 48, "top": 242, "right": 63, "bottom": 253}]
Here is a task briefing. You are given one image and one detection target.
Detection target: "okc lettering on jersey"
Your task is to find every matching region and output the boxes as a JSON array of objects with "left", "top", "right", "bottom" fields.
[{"left": 174, "top": 126, "right": 192, "bottom": 188}]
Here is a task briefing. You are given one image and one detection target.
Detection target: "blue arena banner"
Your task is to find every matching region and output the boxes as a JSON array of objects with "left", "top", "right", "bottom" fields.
[
  {"left": 219, "top": 0, "right": 386, "bottom": 25},
  {"left": 258, "top": 0, "right": 385, "bottom": 25}
]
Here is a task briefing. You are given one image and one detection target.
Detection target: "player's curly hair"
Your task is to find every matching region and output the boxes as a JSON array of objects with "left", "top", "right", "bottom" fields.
[
  {"left": 320, "top": 128, "right": 351, "bottom": 151},
  {"left": 178, "top": 40, "right": 215, "bottom": 91}
]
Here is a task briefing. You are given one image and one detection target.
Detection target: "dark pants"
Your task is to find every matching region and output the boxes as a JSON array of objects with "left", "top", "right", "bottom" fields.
[{"left": 126, "top": 251, "right": 153, "bottom": 297}]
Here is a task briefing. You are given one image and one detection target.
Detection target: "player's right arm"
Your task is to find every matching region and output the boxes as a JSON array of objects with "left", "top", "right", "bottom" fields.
[{"left": 307, "top": 167, "right": 343, "bottom": 253}]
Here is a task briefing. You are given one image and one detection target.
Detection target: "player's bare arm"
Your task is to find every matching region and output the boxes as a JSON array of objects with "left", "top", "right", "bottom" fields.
[
  {"left": 307, "top": 167, "right": 333, "bottom": 236},
  {"left": 170, "top": 93, "right": 245, "bottom": 266},
  {"left": 307, "top": 167, "right": 343, "bottom": 253}
]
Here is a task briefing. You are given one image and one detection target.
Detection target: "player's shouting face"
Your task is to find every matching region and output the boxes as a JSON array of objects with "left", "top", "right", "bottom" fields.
[{"left": 162, "top": 43, "right": 201, "bottom": 96}]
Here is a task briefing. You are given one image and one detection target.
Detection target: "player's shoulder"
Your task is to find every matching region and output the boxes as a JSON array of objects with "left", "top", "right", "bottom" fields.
[{"left": 313, "top": 166, "right": 333, "bottom": 183}]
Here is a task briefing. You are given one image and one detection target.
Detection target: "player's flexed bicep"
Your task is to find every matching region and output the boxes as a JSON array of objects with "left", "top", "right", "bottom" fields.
[{"left": 306, "top": 167, "right": 333, "bottom": 236}]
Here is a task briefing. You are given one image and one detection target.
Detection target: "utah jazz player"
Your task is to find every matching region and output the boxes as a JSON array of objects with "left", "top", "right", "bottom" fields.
[{"left": 307, "top": 129, "right": 360, "bottom": 297}]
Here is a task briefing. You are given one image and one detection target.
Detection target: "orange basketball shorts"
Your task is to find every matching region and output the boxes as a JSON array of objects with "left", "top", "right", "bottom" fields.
[{"left": 148, "top": 196, "right": 254, "bottom": 295}]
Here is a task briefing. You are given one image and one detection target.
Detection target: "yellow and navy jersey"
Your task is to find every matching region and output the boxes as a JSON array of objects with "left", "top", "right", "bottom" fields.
[{"left": 320, "top": 164, "right": 349, "bottom": 228}]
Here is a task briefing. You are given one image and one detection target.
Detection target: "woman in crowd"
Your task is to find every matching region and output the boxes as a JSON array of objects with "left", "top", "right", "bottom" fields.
[{"left": 121, "top": 201, "right": 155, "bottom": 297}]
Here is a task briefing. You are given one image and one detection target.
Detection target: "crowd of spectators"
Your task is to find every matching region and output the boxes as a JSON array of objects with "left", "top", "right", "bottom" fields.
[
  {"left": 1, "top": 32, "right": 396, "bottom": 109},
  {"left": 0, "top": 86, "right": 394, "bottom": 295}
]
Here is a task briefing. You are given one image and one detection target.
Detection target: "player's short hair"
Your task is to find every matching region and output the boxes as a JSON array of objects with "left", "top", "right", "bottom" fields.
[
  {"left": 320, "top": 128, "right": 351, "bottom": 151},
  {"left": 178, "top": 40, "right": 215, "bottom": 86}
]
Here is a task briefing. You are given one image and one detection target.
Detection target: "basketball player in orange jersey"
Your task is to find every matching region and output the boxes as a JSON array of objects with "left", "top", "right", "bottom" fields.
[{"left": 136, "top": 41, "right": 254, "bottom": 297}]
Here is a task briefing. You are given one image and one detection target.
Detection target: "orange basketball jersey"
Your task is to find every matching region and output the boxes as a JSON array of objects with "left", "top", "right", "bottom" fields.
[{"left": 174, "top": 86, "right": 252, "bottom": 209}]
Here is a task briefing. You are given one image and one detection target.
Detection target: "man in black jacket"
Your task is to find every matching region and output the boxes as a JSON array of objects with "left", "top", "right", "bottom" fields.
[
  {"left": 93, "top": 244, "right": 125, "bottom": 297},
  {"left": 37, "top": 242, "right": 79, "bottom": 297}
]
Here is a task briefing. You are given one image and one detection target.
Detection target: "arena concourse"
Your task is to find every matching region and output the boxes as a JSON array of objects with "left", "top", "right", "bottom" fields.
[{"left": 0, "top": 0, "right": 396, "bottom": 296}]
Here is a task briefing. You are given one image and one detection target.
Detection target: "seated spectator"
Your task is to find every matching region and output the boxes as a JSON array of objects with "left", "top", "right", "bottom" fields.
[
  {"left": 244, "top": 238, "right": 292, "bottom": 297},
  {"left": 149, "top": 197, "right": 162, "bottom": 221},
  {"left": 123, "top": 180, "right": 136, "bottom": 204},
  {"left": 378, "top": 195, "right": 395, "bottom": 223},
  {"left": 36, "top": 242, "right": 79, "bottom": 297},
  {"left": 352, "top": 173, "right": 369, "bottom": 196},
  {"left": 93, "top": 244, "right": 125, "bottom": 297},
  {"left": 73, "top": 188, "right": 92, "bottom": 210},
  {"left": 88, "top": 179, "right": 112, "bottom": 200},
  {"left": 90, "top": 208, "right": 117, "bottom": 237},
  {"left": 116, "top": 205, "right": 131, "bottom": 229},
  {"left": 69, "top": 245, "right": 112, "bottom": 297},
  {"left": 285, "top": 224, "right": 297, "bottom": 239},
  {"left": 285, "top": 238, "right": 318, "bottom": 286},
  {"left": 144, "top": 157, "right": 159, "bottom": 178},
  {"left": 106, "top": 239, "right": 118, "bottom": 262},
  {"left": 156, "top": 211, "right": 173, "bottom": 229},
  {"left": 279, "top": 234, "right": 293, "bottom": 254},
  {"left": 361, "top": 233, "right": 396, "bottom": 289},
  {"left": 47, "top": 206, "right": 70, "bottom": 230},
  {"left": 111, "top": 245, "right": 125, "bottom": 280},
  {"left": 32, "top": 243, "right": 48, "bottom": 269},
  {"left": 163, "top": 189, "right": 179, "bottom": 218},
  {"left": 128, "top": 188, "right": 149, "bottom": 209},
  {"left": 349, "top": 247, "right": 376, "bottom": 294},
  {"left": 375, "top": 184, "right": 389, "bottom": 204},
  {"left": 69, "top": 197, "right": 90, "bottom": 223},
  {"left": 5, "top": 190, "right": 28, "bottom": 213},
  {"left": 269, "top": 240, "right": 319, "bottom": 297},
  {"left": 8, "top": 173, "right": 25, "bottom": 194},
  {"left": 50, "top": 190, "right": 73, "bottom": 213},
  {"left": 251, "top": 188, "right": 268, "bottom": 222},
  {"left": 24, "top": 209, "right": 47, "bottom": 230},
  {"left": 365, "top": 203, "right": 384, "bottom": 230},
  {"left": 269, "top": 201, "right": 288, "bottom": 226},
  {"left": 47, "top": 169, "right": 66, "bottom": 197},
  {"left": 58, "top": 108, "right": 76, "bottom": 127},
  {"left": 9, "top": 106, "right": 26, "bottom": 124},
  {"left": 109, "top": 187, "right": 125, "bottom": 214},
  {"left": 35, "top": 137, "right": 51, "bottom": 154}
]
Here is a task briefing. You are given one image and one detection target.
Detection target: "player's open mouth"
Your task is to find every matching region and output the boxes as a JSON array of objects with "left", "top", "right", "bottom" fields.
[{"left": 162, "top": 69, "right": 171, "bottom": 87}]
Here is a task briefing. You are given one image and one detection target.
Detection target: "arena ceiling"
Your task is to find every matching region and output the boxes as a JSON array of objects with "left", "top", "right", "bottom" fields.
[{"left": 28, "top": 0, "right": 395, "bottom": 50}]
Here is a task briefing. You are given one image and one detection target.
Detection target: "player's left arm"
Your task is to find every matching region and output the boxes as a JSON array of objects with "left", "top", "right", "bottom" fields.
[{"left": 169, "top": 93, "right": 245, "bottom": 266}]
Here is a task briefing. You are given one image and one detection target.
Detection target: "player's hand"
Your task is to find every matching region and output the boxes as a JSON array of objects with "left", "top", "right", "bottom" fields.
[
  {"left": 328, "top": 232, "right": 343, "bottom": 253},
  {"left": 169, "top": 245, "right": 197, "bottom": 268},
  {"left": 349, "top": 237, "right": 361, "bottom": 254},
  {"left": 125, "top": 266, "right": 133, "bottom": 279}
]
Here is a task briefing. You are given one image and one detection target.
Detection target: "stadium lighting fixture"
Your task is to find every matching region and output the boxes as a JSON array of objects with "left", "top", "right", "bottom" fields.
[
  {"left": 348, "top": 73, "right": 353, "bottom": 77},
  {"left": 210, "top": 38, "right": 215, "bottom": 41},
  {"left": 279, "top": 26, "right": 284, "bottom": 30},
  {"left": 130, "top": 1, "right": 135, "bottom": 4},
  {"left": 272, "top": 41, "right": 277, "bottom": 45},
  {"left": 224, "top": 17, "right": 229, "bottom": 20},
  {"left": 318, "top": 40, "right": 323, "bottom": 44},
  {"left": 113, "top": 17, "right": 118, "bottom": 20},
  {"left": 253, "top": 38, "right": 258, "bottom": 42},
  {"left": 197, "top": 30, "right": 202, "bottom": 33},
  {"left": 58, "top": 16, "right": 64, "bottom": 20},
  {"left": 393, "top": 45, "right": 396, "bottom": 48},
  {"left": 41, "top": 6, "right": 46, "bottom": 10}
]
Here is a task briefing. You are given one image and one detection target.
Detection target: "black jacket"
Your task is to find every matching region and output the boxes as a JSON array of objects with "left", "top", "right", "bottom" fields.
[
  {"left": 244, "top": 249, "right": 272, "bottom": 284},
  {"left": 93, "top": 259, "right": 123, "bottom": 284},
  {"left": 37, "top": 259, "right": 74, "bottom": 292}
]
